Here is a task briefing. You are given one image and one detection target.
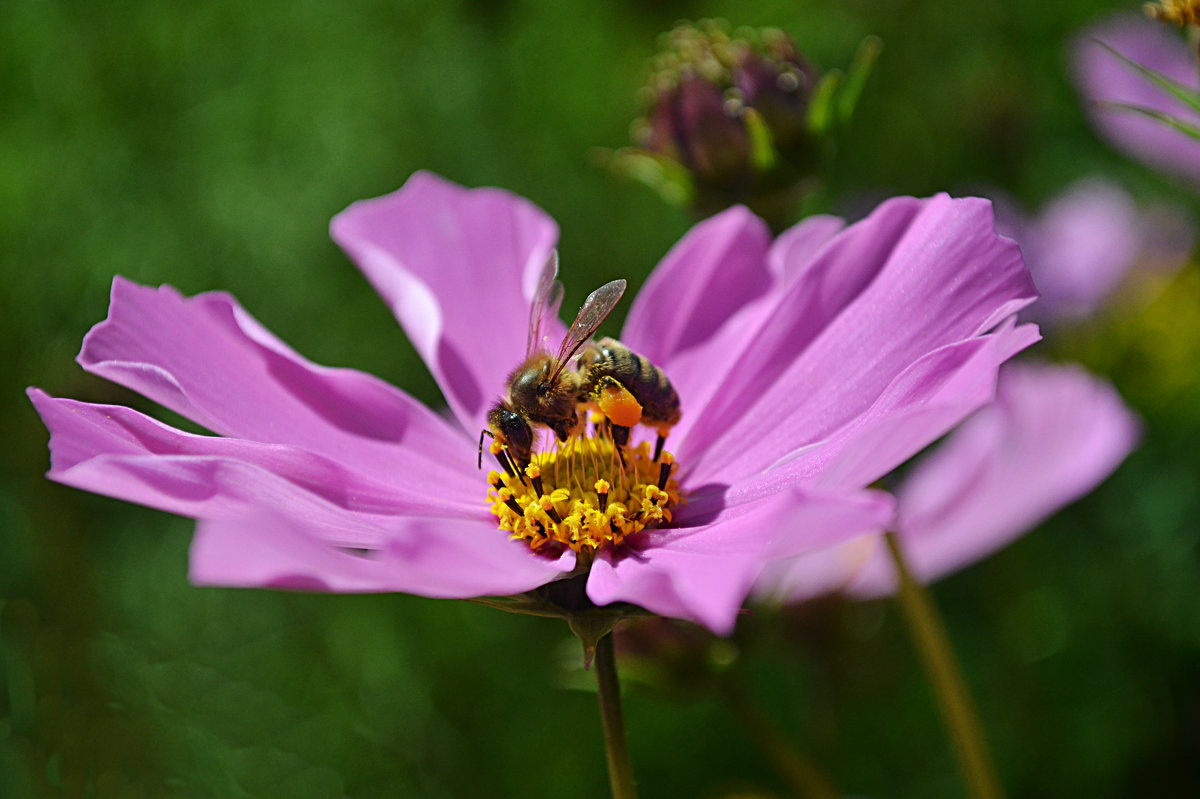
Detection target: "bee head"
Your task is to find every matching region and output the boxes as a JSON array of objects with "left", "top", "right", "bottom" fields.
[{"left": 488, "top": 402, "right": 534, "bottom": 463}]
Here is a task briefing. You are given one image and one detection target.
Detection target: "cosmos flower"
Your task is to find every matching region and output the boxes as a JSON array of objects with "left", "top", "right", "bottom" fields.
[
  {"left": 1074, "top": 13, "right": 1200, "bottom": 184},
  {"left": 758, "top": 362, "right": 1140, "bottom": 602},
  {"left": 992, "top": 178, "right": 1193, "bottom": 323},
  {"left": 29, "top": 172, "right": 1038, "bottom": 635}
]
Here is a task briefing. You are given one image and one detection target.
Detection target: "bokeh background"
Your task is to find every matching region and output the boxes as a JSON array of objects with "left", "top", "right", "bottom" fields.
[{"left": 3, "top": 0, "right": 1199, "bottom": 796}]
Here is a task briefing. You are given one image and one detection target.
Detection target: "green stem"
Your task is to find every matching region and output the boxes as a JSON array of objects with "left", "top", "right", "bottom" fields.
[
  {"left": 721, "top": 677, "right": 839, "bottom": 799},
  {"left": 594, "top": 632, "right": 638, "bottom": 799},
  {"left": 884, "top": 532, "right": 1005, "bottom": 799}
]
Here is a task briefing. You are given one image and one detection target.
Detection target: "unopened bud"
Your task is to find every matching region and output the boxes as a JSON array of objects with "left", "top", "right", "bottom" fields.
[{"left": 619, "top": 20, "right": 826, "bottom": 229}]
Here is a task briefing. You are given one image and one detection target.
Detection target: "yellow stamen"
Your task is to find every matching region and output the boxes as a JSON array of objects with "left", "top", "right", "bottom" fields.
[{"left": 486, "top": 435, "right": 681, "bottom": 553}]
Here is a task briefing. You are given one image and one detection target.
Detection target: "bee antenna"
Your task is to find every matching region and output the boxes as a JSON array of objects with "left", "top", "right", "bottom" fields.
[{"left": 478, "top": 428, "right": 494, "bottom": 470}]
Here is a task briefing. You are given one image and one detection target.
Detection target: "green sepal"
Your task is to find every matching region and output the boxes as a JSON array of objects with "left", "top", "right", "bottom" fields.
[
  {"left": 605, "top": 148, "right": 696, "bottom": 206},
  {"left": 742, "top": 107, "right": 779, "bottom": 172},
  {"left": 838, "top": 35, "right": 883, "bottom": 125},
  {"left": 806, "top": 70, "right": 844, "bottom": 137},
  {"left": 567, "top": 609, "right": 625, "bottom": 669}
]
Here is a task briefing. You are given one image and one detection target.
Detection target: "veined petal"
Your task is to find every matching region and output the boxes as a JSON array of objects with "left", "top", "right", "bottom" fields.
[
  {"left": 1074, "top": 13, "right": 1200, "bottom": 184},
  {"left": 190, "top": 513, "right": 575, "bottom": 598},
  {"left": 621, "top": 206, "right": 773, "bottom": 370},
  {"left": 77, "top": 277, "right": 475, "bottom": 485},
  {"left": 844, "top": 363, "right": 1140, "bottom": 596},
  {"left": 330, "top": 172, "right": 560, "bottom": 434},
  {"left": 766, "top": 213, "right": 848, "bottom": 285},
  {"left": 727, "top": 319, "right": 1039, "bottom": 499},
  {"left": 586, "top": 488, "right": 893, "bottom": 635},
  {"left": 29, "top": 390, "right": 479, "bottom": 525},
  {"left": 622, "top": 211, "right": 845, "bottom": 446},
  {"left": 680, "top": 194, "right": 1036, "bottom": 486}
]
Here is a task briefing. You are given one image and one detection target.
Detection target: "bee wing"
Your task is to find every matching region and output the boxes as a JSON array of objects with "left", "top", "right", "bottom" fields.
[
  {"left": 548, "top": 278, "right": 626, "bottom": 381},
  {"left": 526, "top": 250, "right": 564, "bottom": 357}
]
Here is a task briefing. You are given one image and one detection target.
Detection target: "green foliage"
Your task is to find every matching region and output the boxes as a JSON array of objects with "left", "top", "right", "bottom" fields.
[{"left": 3, "top": 0, "right": 1199, "bottom": 797}]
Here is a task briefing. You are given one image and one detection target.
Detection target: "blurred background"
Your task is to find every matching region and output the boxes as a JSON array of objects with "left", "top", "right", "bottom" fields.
[{"left": 3, "top": 0, "right": 1199, "bottom": 796}]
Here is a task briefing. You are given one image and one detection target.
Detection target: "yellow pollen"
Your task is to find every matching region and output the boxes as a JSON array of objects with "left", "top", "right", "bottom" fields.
[
  {"left": 1146, "top": 0, "right": 1200, "bottom": 29},
  {"left": 486, "top": 435, "right": 682, "bottom": 553}
]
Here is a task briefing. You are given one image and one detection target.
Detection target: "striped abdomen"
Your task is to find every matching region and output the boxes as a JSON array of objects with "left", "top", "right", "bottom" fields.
[{"left": 580, "top": 337, "right": 681, "bottom": 428}]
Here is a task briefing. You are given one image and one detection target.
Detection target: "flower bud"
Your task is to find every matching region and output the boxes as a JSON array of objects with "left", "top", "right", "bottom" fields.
[{"left": 621, "top": 20, "right": 827, "bottom": 228}]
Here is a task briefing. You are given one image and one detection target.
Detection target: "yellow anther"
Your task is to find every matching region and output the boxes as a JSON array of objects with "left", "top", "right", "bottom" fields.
[
  {"left": 489, "top": 440, "right": 504, "bottom": 455},
  {"left": 485, "top": 434, "right": 680, "bottom": 554}
]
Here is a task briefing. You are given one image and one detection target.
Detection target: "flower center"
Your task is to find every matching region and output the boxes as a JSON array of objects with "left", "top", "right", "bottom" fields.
[{"left": 486, "top": 428, "right": 681, "bottom": 553}]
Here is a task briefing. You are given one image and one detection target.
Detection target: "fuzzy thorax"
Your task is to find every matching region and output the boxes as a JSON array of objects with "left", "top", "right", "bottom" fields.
[{"left": 487, "top": 436, "right": 680, "bottom": 553}]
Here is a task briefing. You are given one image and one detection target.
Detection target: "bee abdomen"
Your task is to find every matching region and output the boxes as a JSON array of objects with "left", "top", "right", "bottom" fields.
[{"left": 583, "top": 338, "right": 681, "bottom": 427}]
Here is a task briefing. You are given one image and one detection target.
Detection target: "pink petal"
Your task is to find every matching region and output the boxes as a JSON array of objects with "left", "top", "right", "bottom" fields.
[
  {"left": 190, "top": 513, "right": 575, "bottom": 598},
  {"left": 766, "top": 214, "right": 848, "bottom": 285},
  {"left": 1074, "top": 14, "right": 1200, "bottom": 184},
  {"left": 586, "top": 488, "right": 893, "bottom": 635},
  {"left": 77, "top": 277, "right": 474, "bottom": 485},
  {"left": 29, "top": 391, "right": 479, "bottom": 534},
  {"left": 621, "top": 211, "right": 846, "bottom": 447},
  {"left": 330, "top": 172, "right": 560, "bottom": 434},
  {"left": 1018, "top": 179, "right": 1193, "bottom": 321},
  {"left": 621, "top": 206, "right": 773, "bottom": 371},
  {"left": 729, "top": 319, "right": 1039, "bottom": 500},
  {"left": 678, "top": 194, "right": 1036, "bottom": 487},
  {"left": 844, "top": 363, "right": 1139, "bottom": 596},
  {"left": 753, "top": 534, "right": 884, "bottom": 605}
]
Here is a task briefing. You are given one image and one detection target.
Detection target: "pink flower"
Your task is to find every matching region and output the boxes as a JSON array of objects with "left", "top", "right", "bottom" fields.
[
  {"left": 758, "top": 362, "right": 1140, "bottom": 603},
  {"left": 1074, "top": 13, "right": 1200, "bottom": 184},
  {"left": 992, "top": 178, "right": 1193, "bottom": 323},
  {"left": 28, "top": 172, "right": 1038, "bottom": 634}
]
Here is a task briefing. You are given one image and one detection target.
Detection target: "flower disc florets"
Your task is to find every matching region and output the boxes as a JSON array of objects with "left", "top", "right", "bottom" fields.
[{"left": 487, "top": 435, "right": 680, "bottom": 554}]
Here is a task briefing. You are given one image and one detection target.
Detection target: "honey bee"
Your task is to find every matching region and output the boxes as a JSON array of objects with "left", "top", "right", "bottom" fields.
[
  {"left": 479, "top": 254, "right": 682, "bottom": 474},
  {"left": 578, "top": 337, "right": 681, "bottom": 462},
  {"left": 479, "top": 253, "right": 626, "bottom": 473}
]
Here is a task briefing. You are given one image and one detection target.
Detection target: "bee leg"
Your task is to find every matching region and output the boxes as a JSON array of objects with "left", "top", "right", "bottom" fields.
[
  {"left": 611, "top": 424, "right": 630, "bottom": 469},
  {"left": 552, "top": 419, "right": 574, "bottom": 442},
  {"left": 611, "top": 424, "right": 630, "bottom": 448},
  {"left": 478, "top": 428, "right": 493, "bottom": 470},
  {"left": 653, "top": 433, "right": 667, "bottom": 463}
]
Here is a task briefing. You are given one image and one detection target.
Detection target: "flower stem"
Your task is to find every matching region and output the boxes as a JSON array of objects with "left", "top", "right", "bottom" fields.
[
  {"left": 594, "top": 632, "right": 638, "bottom": 799},
  {"left": 721, "top": 677, "right": 839, "bottom": 799},
  {"left": 884, "top": 532, "right": 1004, "bottom": 799}
]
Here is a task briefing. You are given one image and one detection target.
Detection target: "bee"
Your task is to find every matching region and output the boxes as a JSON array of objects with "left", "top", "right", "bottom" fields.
[
  {"left": 479, "top": 253, "right": 626, "bottom": 474},
  {"left": 578, "top": 337, "right": 681, "bottom": 462}
]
